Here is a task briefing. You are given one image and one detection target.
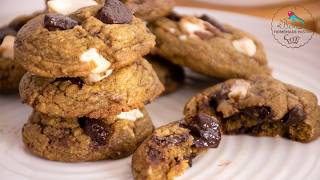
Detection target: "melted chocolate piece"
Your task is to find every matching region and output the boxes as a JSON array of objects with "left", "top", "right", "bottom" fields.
[
  {"left": 44, "top": 14, "right": 78, "bottom": 31},
  {"left": 53, "top": 77, "right": 84, "bottom": 88},
  {"left": 284, "top": 106, "right": 306, "bottom": 125},
  {"left": 184, "top": 153, "right": 197, "bottom": 167},
  {"left": 152, "top": 134, "right": 189, "bottom": 147},
  {"left": 79, "top": 118, "right": 111, "bottom": 146},
  {"left": 188, "top": 113, "right": 221, "bottom": 148},
  {"left": 199, "top": 14, "right": 230, "bottom": 33},
  {"left": 148, "top": 147, "right": 163, "bottom": 162},
  {"left": 97, "top": 0, "right": 133, "bottom": 24},
  {"left": 0, "top": 27, "right": 17, "bottom": 43}
]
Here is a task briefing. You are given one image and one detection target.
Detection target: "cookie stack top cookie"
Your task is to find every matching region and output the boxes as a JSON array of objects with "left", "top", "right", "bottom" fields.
[{"left": 16, "top": 0, "right": 164, "bottom": 118}]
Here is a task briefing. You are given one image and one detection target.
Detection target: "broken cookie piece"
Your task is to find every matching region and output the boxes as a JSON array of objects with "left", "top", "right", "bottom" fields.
[
  {"left": 184, "top": 75, "right": 320, "bottom": 142},
  {"left": 132, "top": 117, "right": 221, "bottom": 180}
]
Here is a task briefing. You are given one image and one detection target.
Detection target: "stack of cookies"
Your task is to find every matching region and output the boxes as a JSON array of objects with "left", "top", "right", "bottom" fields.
[{"left": 15, "top": 0, "right": 164, "bottom": 162}]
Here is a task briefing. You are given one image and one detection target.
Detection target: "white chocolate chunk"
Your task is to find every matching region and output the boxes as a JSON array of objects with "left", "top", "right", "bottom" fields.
[
  {"left": 117, "top": 109, "right": 144, "bottom": 121},
  {"left": 47, "top": 0, "right": 97, "bottom": 15},
  {"left": 85, "top": 69, "right": 113, "bottom": 83},
  {"left": 168, "top": 28, "right": 176, "bottom": 34},
  {"left": 228, "top": 80, "right": 251, "bottom": 100},
  {"left": 232, "top": 37, "right": 256, "bottom": 57},
  {"left": 179, "top": 35, "right": 187, "bottom": 41},
  {"left": 0, "top": 35, "right": 15, "bottom": 59},
  {"left": 80, "top": 48, "right": 111, "bottom": 74},
  {"left": 180, "top": 17, "right": 213, "bottom": 38}
]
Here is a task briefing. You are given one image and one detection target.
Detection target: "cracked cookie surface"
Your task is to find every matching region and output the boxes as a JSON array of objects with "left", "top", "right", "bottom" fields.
[
  {"left": 147, "top": 55, "right": 184, "bottom": 95},
  {"left": 22, "top": 108, "right": 153, "bottom": 162},
  {"left": 184, "top": 75, "right": 320, "bottom": 142},
  {"left": 19, "top": 58, "right": 164, "bottom": 118},
  {"left": 15, "top": 5, "right": 155, "bottom": 78},
  {"left": 150, "top": 14, "right": 271, "bottom": 79}
]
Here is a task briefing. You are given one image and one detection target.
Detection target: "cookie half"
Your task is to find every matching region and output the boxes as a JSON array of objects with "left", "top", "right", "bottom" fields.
[
  {"left": 15, "top": 5, "right": 155, "bottom": 78},
  {"left": 20, "top": 58, "right": 164, "bottom": 118},
  {"left": 132, "top": 115, "right": 221, "bottom": 180},
  {"left": 23, "top": 108, "right": 153, "bottom": 162},
  {"left": 147, "top": 55, "right": 185, "bottom": 95},
  {"left": 184, "top": 75, "right": 320, "bottom": 142},
  {"left": 150, "top": 13, "right": 271, "bottom": 79}
]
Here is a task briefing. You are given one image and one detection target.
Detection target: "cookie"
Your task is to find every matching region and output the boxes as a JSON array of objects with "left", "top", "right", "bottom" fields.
[
  {"left": 23, "top": 108, "right": 153, "bottom": 162},
  {"left": 19, "top": 58, "right": 164, "bottom": 118},
  {"left": 0, "top": 13, "right": 40, "bottom": 91},
  {"left": 132, "top": 115, "right": 221, "bottom": 180},
  {"left": 15, "top": 4, "right": 155, "bottom": 78},
  {"left": 150, "top": 13, "right": 271, "bottom": 79},
  {"left": 184, "top": 75, "right": 320, "bottom": 142},
  {"left": 147, "top": 55, "right": 185, "bottom": 94}
]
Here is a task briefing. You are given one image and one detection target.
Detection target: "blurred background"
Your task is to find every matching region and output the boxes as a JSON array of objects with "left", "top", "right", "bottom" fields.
[{"left": 1, "top": 0, "right": 319, "bottom": 32}]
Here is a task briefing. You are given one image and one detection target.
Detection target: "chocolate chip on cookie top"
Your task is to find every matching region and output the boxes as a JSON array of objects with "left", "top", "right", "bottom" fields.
[
  {"left": 97, "top": 0, "right": 133, "bottom": 24},
  {"left": 44, "top": 14, "right": 79, "bottom": 31}
]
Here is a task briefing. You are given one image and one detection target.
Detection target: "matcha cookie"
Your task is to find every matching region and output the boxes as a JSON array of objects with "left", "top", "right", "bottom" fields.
[
  {"left": 15, "top": 3, "right": 155, "bottom": 78},
  {"left": 184, "top": 75, "right": 320, "bottom": 142},
  {"left": 20, "top": 58, "right": 164, "bottom": 118},
  {"left": 0, "top": 13, "right": 40, "bottom": 91},
  {"left": 132, "top": 115, "right": 221, "bottom": 180},
  {"left": 23, "top": 108, "right": 153, "bottom": 162},
  {"left": 150, "top": 13, "right": 271, "bottom": 79},
  {"left": 147, "top": 55, "right": 184, "bottom": 94}
]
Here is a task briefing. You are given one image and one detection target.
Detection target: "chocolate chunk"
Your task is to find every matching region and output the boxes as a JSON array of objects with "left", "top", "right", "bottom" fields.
[
  {"left": 188, "top": 113, "right": 221, "bottom": 148},
  {"left": 284, "top": 106, "right": 306, "bottom": 125},
  {"left": 44, "top": 14, "right": 78, "bottom": 31},
  {"left": 79, "top": 118, "right": 111, "bottom": 146},
  {"left": 152, "top": 134, "right": 189, "bottom": 147},
  {"left": 148, "top": 147, "right": 163, "bottom": 162},
  {"left": 167, "top": 12, "right": 182, "bottom": 21},
  {"left": 0, "top": 27, "right": 17, "bottom": 43},
  {"left": 199, "top": 14, "right": 230, "bottom": 33},
  {"left": 97, "top": 0, "right": 133, "bottom": 24},
  {"left": 242, "top": 107, "right": 272, "bottom": 122},
  {"left": 53, "top": 77, "right": 84, "bottom": 88},
  {"left": 194, "top": 31, "right": 215, "bottom": 40}
]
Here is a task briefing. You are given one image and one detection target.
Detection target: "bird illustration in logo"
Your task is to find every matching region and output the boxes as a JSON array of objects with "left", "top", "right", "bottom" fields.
[{"left": 288, "top": 10, "right": 305, "bottom": 25}]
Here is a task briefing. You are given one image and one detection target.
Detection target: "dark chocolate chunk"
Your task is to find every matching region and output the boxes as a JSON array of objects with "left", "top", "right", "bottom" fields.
[
  {"left": 284, "top": 106, "right": 306, "bottom": 125},
  {"left": 167, "top": 12, "right": 182, "bottom": 21},
  {"left": 152, "top": 134, "right": 189, "bottom": 147},
  {"left": 97, "top": 0, "right": 133, "bottom": 24},
  {"left": 79, "top": 118, "right": 111, "bottom": 146},
  {"left": 44, "top": 14, "right": 78, "bottom": 31},
  {"left": 188, "top": 113, "right": 221, "bottom": 148},
  {"left": 148, "top": 147, "right": 163, "bottom": 162},
  {"left": 0, "top": 27, "right": 17, "bottom": 43},
  {"left": 199, "top": 14, "right": 230, "bottom": 33},
  {"left": 53, "top": 77, "right": 84, "bottom": 88},
  {"left": 242, "top": 106, "right": 272, "bottom": 122}
]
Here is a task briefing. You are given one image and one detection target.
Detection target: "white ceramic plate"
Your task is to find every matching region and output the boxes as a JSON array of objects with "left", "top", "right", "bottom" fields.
[{"left": 1, "top": 6, "right": 320, "bottom": 180}]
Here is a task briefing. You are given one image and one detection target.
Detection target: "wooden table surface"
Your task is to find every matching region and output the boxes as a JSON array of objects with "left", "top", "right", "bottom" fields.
[{"left": 176, "top": 0, "right": 320, "bottom": 32}]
